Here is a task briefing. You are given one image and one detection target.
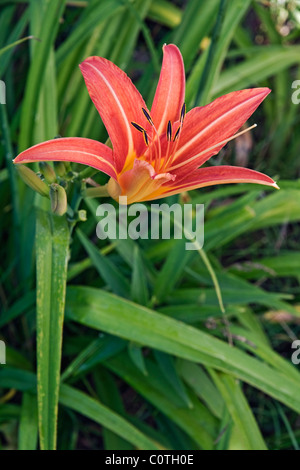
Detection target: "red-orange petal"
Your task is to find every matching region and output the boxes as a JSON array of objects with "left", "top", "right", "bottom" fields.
[
  {"left": 160, "top": 165, "right": 278, "bottom": 198},
  {"left": 151, "top": 44, "right": 185, "bottom": 136},
  {"left": 13, "top": 137, "right": 117, "bottom": 179},
  {"left": 173, "top": 88, "right": 271, "bottom": 169},
  {"left": 79, "top": 57, "right": 149, "bottom": 173}
]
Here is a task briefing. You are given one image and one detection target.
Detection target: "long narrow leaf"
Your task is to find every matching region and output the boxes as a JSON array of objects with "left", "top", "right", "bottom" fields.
[{"left": 36, "top": 209, "right": 70, "bottom": 450}]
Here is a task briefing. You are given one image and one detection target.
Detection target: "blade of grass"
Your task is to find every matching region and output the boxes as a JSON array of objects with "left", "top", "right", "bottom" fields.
[
  {"left": 148, "top": 0, "right": 181, "bottom": 28},
  {"left": 209, "top": 369, "right": 267, "bottom": 450},
  {"left": 18, "top": 0, "right": 66, "bottom": 151},
  {"left": 213, "top": 46, "right": 300, "bottom": 97},
  {"left": 0, "top": 368, "right": 162, "bottom": 450},
  {"left": 106, "top": 353, "right": 217, "bottom": 449},
  {"left": 194, "top": 0, "right": 227, "bottom": 106},
  {"left": 76, "top": 228, "right": 130, "bottom": 297}
]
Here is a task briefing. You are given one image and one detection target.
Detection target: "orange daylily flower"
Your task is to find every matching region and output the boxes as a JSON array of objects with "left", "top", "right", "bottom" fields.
[{"left": 14, "top": 44, "right": 278, "bottom": 204}]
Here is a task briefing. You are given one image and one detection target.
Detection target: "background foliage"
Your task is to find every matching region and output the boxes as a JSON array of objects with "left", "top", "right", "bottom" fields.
[{"left": 1, "top": 0, "right": 300, "bottom": 450}]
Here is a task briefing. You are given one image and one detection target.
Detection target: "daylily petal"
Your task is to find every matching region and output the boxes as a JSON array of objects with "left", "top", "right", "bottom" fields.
[
  {"left": 172, "top": 88, "right": 271, "bottom": 170},
  {"left": 14, "top": 137, "right": 117, "bottom": 179},
  {"left": 151, "top": 44, "right": 185, "bottom": 135},
  {"left": 79, "top": 57, "right": 149, "bottom": 173},
  {"left": 155, "top": 165, "right": 278, "bottom": 199}
]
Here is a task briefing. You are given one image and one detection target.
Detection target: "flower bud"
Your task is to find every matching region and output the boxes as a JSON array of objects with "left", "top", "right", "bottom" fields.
[
  {"left": 77, "top": 210, "right": 87, "bottom": 222},
  {"left": 39, "top": 162, "right": 56, "bottom": 183},
  {"left": 54, "top": 161, "right": 67, "bottom": 177},
  {"left": 16, "top": 165, "right": 49, "bottom": 197},
  {"left": 50, "top": 183, "right": 67, "bottom": 216}
]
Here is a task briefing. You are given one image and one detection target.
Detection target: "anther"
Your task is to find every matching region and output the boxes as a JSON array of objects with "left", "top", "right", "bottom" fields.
[
  {"left": 180, "top": 103, "right": 186, "bottom": 123},
  {"left": 173, "top": 126, "right": 181, "bottom": 142},
  {"left": 142, "top": 108, "right": 154, "bottom": 126},
  {"left": 142, "top": 130, "right": 149, "bottom": 146},
  {"left": 167, "top": 121, "right": 172, "bottom": 141},
  {"left": 131, "top": 122, "right": 145, "bottom": 133}
]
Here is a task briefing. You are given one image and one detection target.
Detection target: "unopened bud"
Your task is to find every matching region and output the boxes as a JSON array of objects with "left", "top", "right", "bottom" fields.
[
  {"left": 77, "top": 210, "right": 87, "bottom": 222},
  {"left": 50, "top": 183, "right": 67, "bottom": 216},
  {"left": 39, "top": 162, "right": 56, "bottom": 183},
  {"left": 16, "top": 165, "right": 49, "bottom": 197},
  {"left": 54, "top": 161, "right": 67, "bottom": 177},
  {"left": 60, "top": 179, "right": 68, "bottom": 189}
]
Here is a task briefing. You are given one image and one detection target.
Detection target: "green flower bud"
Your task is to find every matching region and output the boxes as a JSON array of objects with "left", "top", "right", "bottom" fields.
[
  {"left": 54, "top": 161, "right": 67, "bottom": 177},
  {"left": 39, "top": 162, "right": 56, "bottom": 183},
  {"left": 50, "top": 183, "right": 67, "bottom": 216},
  {"left": 16, "top": 165, "right": 49, "bottom": 197},
  {"left": 77, "top": 210, "right": 87, "bottom": 222},
  {"left": 60, "top": 179, "right": 68, "bottom": 189}
]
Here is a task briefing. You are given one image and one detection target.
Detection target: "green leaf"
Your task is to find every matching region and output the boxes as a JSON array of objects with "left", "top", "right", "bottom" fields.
[
  {"left": 106, "top": 354, "right": 217, "bottom": 449},
  {"left": 18, "top": 0, "right": 66, "bottom": 150},
  {"left": 153, "top": 239, "right": 193, "bottom": 304},
  {"left": 177, "top": 360, "right": 225, "bottom": 419},
  {"left": 131, "top": 245, "right": 149, "bottom": 305},
  {"left": 0, "top": 9, "right": 29, "bottom": 76},
  {"left": 76, "top": 228, "right": 130, "bottom": 297},
  {"left": 0, "top": 368, "right": 162, "bottom": 450},
  {"left": 128, "top": 342, "right": 148, "bottom": 376},
  {"left": 154, "top": 351, "right": 193, "bottom": 409},
  {"left": 0, "top": 36, "right": 34, "bottom": 58},
  {"left": 36, "top": 209, "right": 70, "bottom": 450},
  {"left": 59, "top": 384, "right": 162, "bottom": 450},
  {"left": 65, "top": 286, "right": 300, "bottom": 414},
  {"left": 209, "top": 370, "right": 267, "bottom": 450},
  {"left": 148, "top": 0, "right": 181, "bottom": 28},
  {"left": 18, "top": 393, "right": 38, "bottom": 450},
  {"left": 61, "top": 334, "right": 126, "bottom": 381},
  {"left": 56, "top": 0, "right": 124, "bottom": 65},
  {"left": 213, "top": 46, "right": 300, "bottom": 97},
  {"left": 93, "top": 368, "right": 135, "bottom": 450}
]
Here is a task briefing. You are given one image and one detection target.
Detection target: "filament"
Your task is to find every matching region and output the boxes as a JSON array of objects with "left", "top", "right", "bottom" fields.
[{"left": 167, "top": 124, "right": 257, "bottom": 172}]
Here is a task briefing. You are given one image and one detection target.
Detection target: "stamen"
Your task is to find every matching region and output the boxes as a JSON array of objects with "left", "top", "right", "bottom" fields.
[
  {"left": 173, "top": 126, "right": 181, "bottom": 142},
  {"left": 131, "top": 122, "right": 146, "bottom": 133},
  {"left": 167, "top": 124, "right": 258, "bottom": 172},
  {"left": 142, "top": 130, "right": 149, "bottom": 146},
  {"left": 142, "top": 108, "right": 154, "bottom": 126},
  {"left": 162, "top": 125, "right": 181, "bottom": 170},
  {"left": 164, "top": 108, "right": 186, "bottom": 169},
  {"left": 180, "top": 103, "right": 186, "bottom": 124},
  {"left": 167, "top": 121, "right": 172, "bottom": 141},
  {"left": 160, "top": 123, "right": 180, "bottom": 171},
  {"left": 141, "top": 108, "right": 162, "bottom": 171}
]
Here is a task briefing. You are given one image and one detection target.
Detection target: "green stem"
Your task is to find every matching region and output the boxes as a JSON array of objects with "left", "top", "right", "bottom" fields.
[
  {"left": 77, "top": 166, "right": 98, "bottom": 180},
  {"left": 84, "top": 184, "right": 109, "bottom": 198}
]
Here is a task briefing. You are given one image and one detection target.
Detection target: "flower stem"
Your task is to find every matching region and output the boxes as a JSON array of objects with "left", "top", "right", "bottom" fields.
[
  {"left": 78, "top": 166, "right": 98, "bottom": 180},
  {"left": 84, "top": 184, "right": 109, "bottom": 198}
]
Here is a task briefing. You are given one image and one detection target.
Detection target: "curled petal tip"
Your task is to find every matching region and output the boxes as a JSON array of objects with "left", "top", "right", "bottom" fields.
[{"left": 273, "top": 182, "right": 280, "bottom": 190}]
